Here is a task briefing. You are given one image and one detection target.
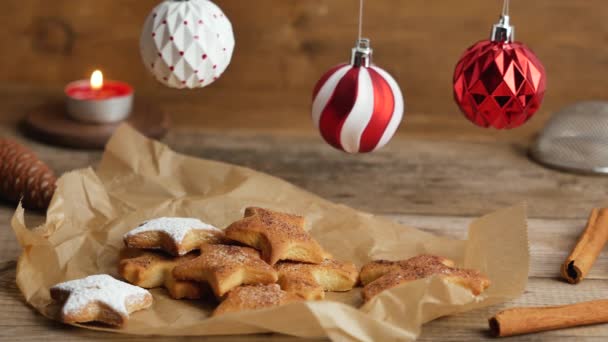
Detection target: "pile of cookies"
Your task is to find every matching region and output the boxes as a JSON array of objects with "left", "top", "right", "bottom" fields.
[
  {"left": 50, "top": 207, "right": 359, "bottom": 326},
  {"left": 49, "top": 207, "right": 491, "bottom": 327}
]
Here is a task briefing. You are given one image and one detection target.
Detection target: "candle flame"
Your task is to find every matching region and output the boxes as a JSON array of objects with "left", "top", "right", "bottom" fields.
[{"left": 90, "top": 70, "right": 103, "bottom": 90}]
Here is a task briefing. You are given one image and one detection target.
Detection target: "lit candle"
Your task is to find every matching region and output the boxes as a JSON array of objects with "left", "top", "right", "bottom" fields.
[{"left": 65, "top": 70, "right": 134, "bottom": 124}]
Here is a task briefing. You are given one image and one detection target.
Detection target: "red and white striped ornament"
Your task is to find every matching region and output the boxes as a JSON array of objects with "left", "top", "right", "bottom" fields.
[{"left": 312, "top": 39, "right": 404, "bottom": 153}]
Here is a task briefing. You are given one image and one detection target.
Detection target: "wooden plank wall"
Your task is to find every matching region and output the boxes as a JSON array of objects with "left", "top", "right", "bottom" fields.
[{"left": 0, "top": 0, "right": 606, "bottom": 129}]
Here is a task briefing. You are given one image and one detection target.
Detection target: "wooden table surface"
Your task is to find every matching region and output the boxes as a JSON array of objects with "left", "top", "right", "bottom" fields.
[{"left": 3, "top": 92, "right": 608, "bottom": 342}]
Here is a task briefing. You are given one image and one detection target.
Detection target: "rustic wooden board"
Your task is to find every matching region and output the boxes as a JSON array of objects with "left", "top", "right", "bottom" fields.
[
  {"left": 2, "top": 124, "right": 608, "bottom": 220},
  {"left": 0, "top": 0, "right": 606, "bottom": 123},
  {"left": 1, "top": 1, "right": 606, "bottom": 339},
  {"left": 419, "top": 277, "right": 608, "bottom": 341},
  {"left": 2, "top": 123, "right": 608, "bottom": 340},
  {"left": 165, "top": 130, "right": 608, "bottom": 219}
]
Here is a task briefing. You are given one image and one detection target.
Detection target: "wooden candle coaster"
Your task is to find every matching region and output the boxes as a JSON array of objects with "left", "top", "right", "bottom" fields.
[{"left": 22, "top": 101, "right": 170, "bottom": 149}]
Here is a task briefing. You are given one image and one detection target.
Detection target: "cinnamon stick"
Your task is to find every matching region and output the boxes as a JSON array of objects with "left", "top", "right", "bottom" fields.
[
  {"left": 561, "top": 208, "right": 608, "bottom": 284},
  {"left": 489, "top": 299, "right": 608, "bottom": 337}
]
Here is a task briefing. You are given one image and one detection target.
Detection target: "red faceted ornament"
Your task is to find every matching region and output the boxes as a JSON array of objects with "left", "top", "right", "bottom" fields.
[
  {"left": 453, "top": 0, "right": 546, "bottom": 130},
  {"left": 453, "top": 40, "right": 546, "bottom": 129}
]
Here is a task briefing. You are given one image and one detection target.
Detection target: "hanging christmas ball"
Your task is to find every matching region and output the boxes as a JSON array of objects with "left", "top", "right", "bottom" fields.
[
  {"left": 140, "top": 0, "right": 235, "bottom": 89},
  {"left": 453, "top": 9, "right": 546, "bottom": 129},
  {"left": 312, "top": 39, "right": 404, "bottom": 153}
]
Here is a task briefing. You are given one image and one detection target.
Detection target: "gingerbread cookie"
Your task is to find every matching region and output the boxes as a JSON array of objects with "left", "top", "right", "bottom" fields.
[
  {"left": 213, "top": 284, "right": 302, "bottom": 316},
  {"left": 50, "top": 274, "right": 153, "bottom": 327},
  {"left": 276, "top": 259, "right": 359, "bottom": 300},
  {"left": 172, "top": 244, "right": 278, "bottom": 298},
  {"left": 119, "top": 250, "right": 210, "bottom": 300},
  {"left": 123, "top": 217, "right": 224, "bottom": 256},
  {"left": 224, "top": 207, "right": 327, "bottom": 265}
]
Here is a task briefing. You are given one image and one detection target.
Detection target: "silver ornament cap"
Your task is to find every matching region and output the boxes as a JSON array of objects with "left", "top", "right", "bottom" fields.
[
  {"left": 351, "top": 38, "right": 373, "bottom": 67},
  {"left": 490, "top": 0, "right": 515, "bottom": 42},
  {"left": 490, "top": 14, "right": 515, "bottom": 43}
]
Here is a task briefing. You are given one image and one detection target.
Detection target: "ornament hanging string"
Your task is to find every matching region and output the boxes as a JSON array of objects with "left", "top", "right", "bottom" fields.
[
  {"left": 358, "top": 0, "right": 364, "bottom": 40},
  {"left": 502, "top": 0, "right": 510, "bottom": 17},
  {"left": 311, "top": 0, "right": 405, "bottom": 153}
]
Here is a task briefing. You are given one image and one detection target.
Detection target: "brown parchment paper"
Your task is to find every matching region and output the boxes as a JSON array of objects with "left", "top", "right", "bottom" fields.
[{"left": 12, "top": 125, "right": 529, "bottom": 342}]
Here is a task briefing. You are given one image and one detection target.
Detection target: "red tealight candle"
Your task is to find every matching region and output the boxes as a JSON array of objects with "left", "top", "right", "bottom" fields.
[{"left": 65, "top": 70, "right": 134, "bottom": 124}]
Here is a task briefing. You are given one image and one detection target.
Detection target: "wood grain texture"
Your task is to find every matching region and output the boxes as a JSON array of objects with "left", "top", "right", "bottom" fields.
[
  {"left": 0, "top": 86, "right": 608, "bottom": 341},
  {"left": 2, "top": 120, "right": 608, "bottom": 340},
  {"left": 160, "top": 130, "right": 608, "bottom": 219},
  {"left": 3, "top": 122, "right": 608, "bottom": 219},
  {"left": 418, "top": 277, "right": 608, "bottom": 341},
  {"left": 1, "top": 1, "right": 607, "bottom": 339},
  {"left": 0, "top": 0, "right": 606, "bottom": 129}
]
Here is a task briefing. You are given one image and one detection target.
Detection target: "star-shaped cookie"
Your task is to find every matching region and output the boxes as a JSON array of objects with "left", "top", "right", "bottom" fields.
[
  {"left": 119, "top": 250, "right": 210, "bottom": 300},
  {"left": 172, "top": 244, "right": 278, "bottom": 297},
  {"left": 360, "top": 255, "right": 490, "bottom": 302},
  {"left": 276, "top": 259, "right": 359, "bottom": 300},
  {"left": 224, "top": 207, "right": 327, "bottom": 265},
  {"left": 50, "top": 274, "right": 153, "bottom": 326},
  {"left": 213, "top": 284, "right": 302, "bottom": 316},
  {"left": 360, "top": 254, "right": 455, "bottom": 285},
  {"left": 123, "top": 217, "right": 225, "bottom": 256}
]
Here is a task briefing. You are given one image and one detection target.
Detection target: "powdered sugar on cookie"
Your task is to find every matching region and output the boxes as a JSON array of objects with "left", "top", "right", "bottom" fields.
[
  {"left": 51, "top": 274, "right": 152, "bottom": 316},
  {"left": 125, "top": 217, "right": 221, "bottom": 243}
]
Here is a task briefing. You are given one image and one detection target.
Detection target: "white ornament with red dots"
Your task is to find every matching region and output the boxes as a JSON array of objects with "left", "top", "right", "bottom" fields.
[{"left": 140, "top": 0, "right": 235, "bottom": 89}]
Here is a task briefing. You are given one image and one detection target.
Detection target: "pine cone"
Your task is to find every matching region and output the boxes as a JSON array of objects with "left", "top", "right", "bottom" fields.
[{"left": 0, "top": 139, "right": 57, "bottom": 210}]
